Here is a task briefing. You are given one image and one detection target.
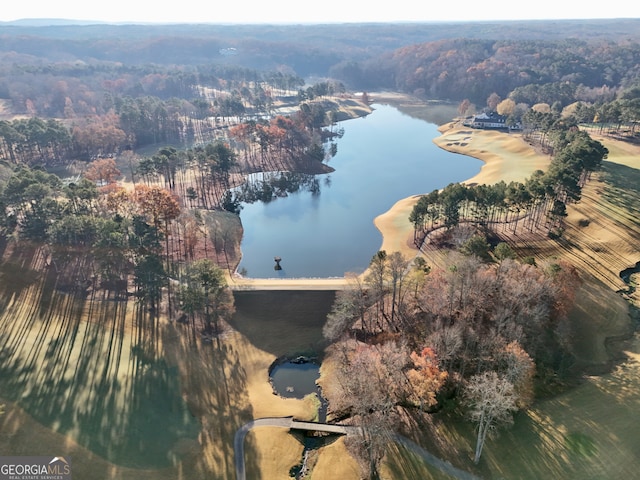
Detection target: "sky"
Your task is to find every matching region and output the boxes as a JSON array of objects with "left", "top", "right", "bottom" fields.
[{"left": 1, "top": 1, "right": 640, "bottom": 24}]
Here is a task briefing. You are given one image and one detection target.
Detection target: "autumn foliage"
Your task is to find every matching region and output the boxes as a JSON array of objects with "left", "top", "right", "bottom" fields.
[
  {"left": 406, "top": 347, "right": 448, "bottom": 409},
  {"left": 133, "top": 185, "right": 181, "bottom": 229},
  {"left": 322, "top": 250, "right": 582, "bottom": 468},
  {"left": 83, "top": 158, "right": 122, "bottom": 185}
]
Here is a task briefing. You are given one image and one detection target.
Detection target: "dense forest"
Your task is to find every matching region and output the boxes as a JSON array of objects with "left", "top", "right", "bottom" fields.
[
  {"left": 2, "top": 20, "right": 640, "bottom": 150},
  {"left": 0, "top": 19, "right": 638, "bottom": 478},
  {"left": 336, "top": 38, "right": 640, "bottom": 103},
  {"left": 2, "top": 19, "right": 639, "bottom": 70}
]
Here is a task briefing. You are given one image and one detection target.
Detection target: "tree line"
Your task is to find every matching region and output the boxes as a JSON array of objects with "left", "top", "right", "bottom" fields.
[
  {"left": 335, "top": 38, "right": 640, "bottom": 106},
  {"left": 322, "top": 248, "right": 580, "bottom": 473},
  {"left": 0, "top": 77, "right": 346, "bottom": 167},
  {"left": 474, "top": 85, "right": 640, "bottom": 143},
  {"left": 409, "top": 126, "right": 608, "bottom": 246}
]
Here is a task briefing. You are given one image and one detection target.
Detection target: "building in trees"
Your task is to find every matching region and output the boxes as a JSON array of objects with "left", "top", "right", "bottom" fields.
[{"left": 468, "top": 112, "right": 508, "bottom": 130}]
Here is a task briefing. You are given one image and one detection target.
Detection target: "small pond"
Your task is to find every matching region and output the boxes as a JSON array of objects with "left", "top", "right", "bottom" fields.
[
  {"left": 270, "top": 358, "right": 328, "bottom": 422},
  {"left": 270, "top": 360, "right": 320, "bottom": 399}
]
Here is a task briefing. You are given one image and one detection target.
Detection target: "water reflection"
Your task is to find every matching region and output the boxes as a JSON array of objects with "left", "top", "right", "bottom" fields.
[
  {"left": 236, "top": 172, "right": 321, "bottom": 204},
  {"left": 237, "top": 104, "right": 481, "bottom": 278}
]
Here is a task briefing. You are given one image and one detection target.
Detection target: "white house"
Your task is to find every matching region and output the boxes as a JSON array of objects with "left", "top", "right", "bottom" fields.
[{"left": 469, "top": 112, "right": 507, "bottom": 129}]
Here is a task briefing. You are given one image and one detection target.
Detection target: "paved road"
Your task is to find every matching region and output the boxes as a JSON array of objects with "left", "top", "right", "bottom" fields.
[
  {"left": 234, "top": 417, "right": 359, "bottom": 480},
  {"left": 234, "top": 417, "right": 481, "bottom": 480}
]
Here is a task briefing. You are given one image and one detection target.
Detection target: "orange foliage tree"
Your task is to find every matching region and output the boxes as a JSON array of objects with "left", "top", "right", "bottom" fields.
[
  {"left": 133, "top": 185, "right": 181, "bottom": 231},
  {"left": 84, "top": 158, "right": 122, "bottom": 185},
  {"left": 406, "top": 347, "right": 448, "bottom": 410}
]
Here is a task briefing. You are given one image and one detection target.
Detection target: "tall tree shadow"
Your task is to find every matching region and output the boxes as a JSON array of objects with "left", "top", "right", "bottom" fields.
[
  {"left": 0, "top": 258, "right": 202, "bottom": 470},
  {"left": 161, "top": 321, "right": 258, "bottom": 479}
]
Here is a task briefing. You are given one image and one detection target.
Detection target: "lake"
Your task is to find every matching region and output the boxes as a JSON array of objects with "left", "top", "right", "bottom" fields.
[{"left": 236, "top": 103, "right": 481, "bottom": 278}]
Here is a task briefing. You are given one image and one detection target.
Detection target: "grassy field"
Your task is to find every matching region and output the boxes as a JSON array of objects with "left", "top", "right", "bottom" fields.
[
  {"left": 0, "top": 253, "right": 331, "bottom": 479},
  {"left": 1, "top": 103, "right": 639, "bottom": 479}
]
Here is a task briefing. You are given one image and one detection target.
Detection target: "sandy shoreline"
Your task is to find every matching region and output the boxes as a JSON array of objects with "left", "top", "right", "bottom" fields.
[
  {"left": 231, "top": 121, "right": 552, "bottom": 289},
  {"left": 374, "top": 123, "right": 551, "bottom": 258}
]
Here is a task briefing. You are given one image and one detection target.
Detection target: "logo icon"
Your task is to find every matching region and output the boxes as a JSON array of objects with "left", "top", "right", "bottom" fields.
[{"left": 0, "top": 456, "right": 72, "bottom": 479}]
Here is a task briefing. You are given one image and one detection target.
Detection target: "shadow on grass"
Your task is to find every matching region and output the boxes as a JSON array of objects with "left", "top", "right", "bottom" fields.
[
  {"left": 600, "top": 162, "right": 640, "bottom": 228},
  {"left": 229, "top": 290, "right": 336, "bottom": 358},
  {"left": 383, "top": 443, "right": 458, "bottom": 480},
  {"left": 161, "top": 321, "right": 259, "bottom": 479},
  {"left": 0, "top": 249, "right": 259, "bottom": 478},
  {"left": 469, "top": 357, "right": 640, "bottom": 480}
]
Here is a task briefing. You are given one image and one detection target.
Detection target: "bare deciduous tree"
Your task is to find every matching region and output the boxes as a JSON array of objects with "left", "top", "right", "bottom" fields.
[{"left": 464, "top": 371, "right": 517, "bottom": 464}]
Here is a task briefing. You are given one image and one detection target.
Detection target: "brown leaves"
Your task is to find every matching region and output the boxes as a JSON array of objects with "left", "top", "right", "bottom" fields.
[
  {"left": 499, "top": 341, "right": 535, "bottom": 409},
  {"left": 134, "top": 185, "right": 181, "bottom": 228},
  {"left": 83, "top": 157, "right": 122, "bottom": 185},
  {"left": 406, "top": 347, "right": 448, "bottom": 409}
]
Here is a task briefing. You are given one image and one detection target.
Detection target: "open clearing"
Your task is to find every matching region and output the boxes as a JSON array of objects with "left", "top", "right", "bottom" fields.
[{"left": 0, "top": 260, "right": 332, "bottom": 479}]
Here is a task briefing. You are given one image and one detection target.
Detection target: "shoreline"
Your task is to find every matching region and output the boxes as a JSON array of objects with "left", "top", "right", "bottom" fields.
[
  {"left": 374, "top": 122, "right": 551, "bottom": 260},
  {"left": 231, "top": 121, "right": 552, "bottom": 289}
]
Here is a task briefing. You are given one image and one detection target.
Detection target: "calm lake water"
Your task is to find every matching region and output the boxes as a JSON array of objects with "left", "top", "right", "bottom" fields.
[{"left": 236, "top": 104, "right": 481, "bottom": 278}]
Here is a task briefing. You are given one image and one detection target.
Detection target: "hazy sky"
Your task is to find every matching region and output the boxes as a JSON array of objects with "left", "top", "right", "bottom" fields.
[{"left": 2, "top": 1, "right": 640, "bottom": 24}]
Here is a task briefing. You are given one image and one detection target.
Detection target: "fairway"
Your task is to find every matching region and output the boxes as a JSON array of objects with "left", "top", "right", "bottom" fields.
[
  {"left": 1, "top": 115, "right": 639, "bottom": 480},
  {"left": 0, "top": 251, "right": 327, "bottom": 479},
  {"left": 0, "top": 254, "right": 201, "bottom": 469},
  {"left": 480, "top": 332, "right": 640, "bottom": 479}
]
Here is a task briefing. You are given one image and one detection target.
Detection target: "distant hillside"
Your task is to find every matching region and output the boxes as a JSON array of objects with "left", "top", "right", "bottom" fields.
[
  {"left": 332, "top": 35, "right": 640, "bottom": 103},
  {"left": 1, "top": 18, "right": 639, "bottom": 119},
  {"left": 0, "top": 18, "right": 109, "bottom": 26},
  {"left": 1, "top": 19, "right": 639, "bottom": 74}
]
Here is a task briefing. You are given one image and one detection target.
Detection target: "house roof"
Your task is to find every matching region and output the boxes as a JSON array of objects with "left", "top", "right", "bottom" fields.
[{"left": 473, "top": 112, "right": 506, "bottom": 123}]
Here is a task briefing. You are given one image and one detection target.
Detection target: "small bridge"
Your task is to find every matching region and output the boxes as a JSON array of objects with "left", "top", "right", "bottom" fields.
[
  {"left": 290, "top": 419, "right": 360, "bottom": 435},
  {"left": 234, "top": 417, "right": 361, "bottom": 480}
]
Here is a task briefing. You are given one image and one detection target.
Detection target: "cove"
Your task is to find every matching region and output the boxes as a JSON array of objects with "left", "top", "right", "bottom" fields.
[{"left": 236, "top": 104, "right": 482, "bottom": 278}]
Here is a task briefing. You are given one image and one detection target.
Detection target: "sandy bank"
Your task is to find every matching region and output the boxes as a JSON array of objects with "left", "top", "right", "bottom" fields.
[
  {"left": 433, "top": 123, "right": 551, "bottom": 185},
  {"left": 231, "top": 122, "right": 553, "bottom": 289},
  {"left": 374, "top": 123, "right": 551, "bottom": 260}
]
